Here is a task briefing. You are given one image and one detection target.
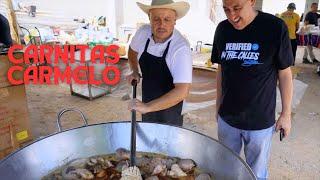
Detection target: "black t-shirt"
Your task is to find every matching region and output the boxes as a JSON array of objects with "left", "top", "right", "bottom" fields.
[
  {"left": 0, "top": 14, "right": 13, "bottom": 46},
  {"left": 304, "top": 11, "right": 320, "bottom": 26},
  {"left": 211, "top": 11, "right": 293, "bottom": 130}
]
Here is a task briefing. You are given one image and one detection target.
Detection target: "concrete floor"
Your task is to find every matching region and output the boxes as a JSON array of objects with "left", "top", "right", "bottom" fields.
[
  {"left": 24, "top": 47, "right": 319, "bottom": 179},
  {"left": 268, "top": 47, "right": 320, "bottom": 179}
]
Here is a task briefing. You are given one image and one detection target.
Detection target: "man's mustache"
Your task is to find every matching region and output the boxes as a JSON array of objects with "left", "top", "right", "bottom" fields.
[{"left": 156, "top": 28, "right": 167, "bottom": 32}]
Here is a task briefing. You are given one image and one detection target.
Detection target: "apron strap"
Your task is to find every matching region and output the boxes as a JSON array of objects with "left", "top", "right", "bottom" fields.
[
  {"left": 144, "top": 38, "right": 171, "bottom": 58},
  {"left": 144, "top": 39, "right": 150, "bottom": 52},
  {"left": 162, "top": 41, "right": 171, "bottom": 58}
]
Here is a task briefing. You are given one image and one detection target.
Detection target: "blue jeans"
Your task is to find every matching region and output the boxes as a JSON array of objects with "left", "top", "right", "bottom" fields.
[{"left": 218, "top": 116, "right": 274, "bottom": 180}]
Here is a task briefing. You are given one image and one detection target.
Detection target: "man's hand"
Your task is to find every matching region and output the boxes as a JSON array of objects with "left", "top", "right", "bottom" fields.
[
  {"left": 126, "top": 72, "right": 141, "bottom": 85},
  {"left": 276, "top": 113, "right": 291, "bottom": 138},
  {"left": 128, "top": 99, "right": 151, "bottom": 114}
]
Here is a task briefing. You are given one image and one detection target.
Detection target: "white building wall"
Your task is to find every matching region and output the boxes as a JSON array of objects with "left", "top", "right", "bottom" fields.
[{"left": 121, "top": 0, "right": 225, "bottom": 45}]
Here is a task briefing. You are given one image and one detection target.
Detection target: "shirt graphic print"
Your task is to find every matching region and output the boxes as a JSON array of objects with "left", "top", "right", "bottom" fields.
[{"left": 221, "top": 43, "right": 262, "bottom": 67}]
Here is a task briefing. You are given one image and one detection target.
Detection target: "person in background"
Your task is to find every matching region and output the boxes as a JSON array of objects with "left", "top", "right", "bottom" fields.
[
  {"left": 281, "top": 3, "right": 300, "bottom": 65},
  {"left": 0, "top": 13, "right": 13, "bottom": 47},
  {"left": 303, "top": 2, "right": 320, "bottom": 64},
  {"left": 126, "top": 0, "right": 193, "bottom": 126},
  {"left": 211, "top": 0, "right": 293, "bottom": 179}
]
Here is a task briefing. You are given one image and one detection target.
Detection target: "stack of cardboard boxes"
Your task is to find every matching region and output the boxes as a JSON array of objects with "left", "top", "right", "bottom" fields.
[{"left": 0, "top": 52, "right": 32, "bottom": 159}]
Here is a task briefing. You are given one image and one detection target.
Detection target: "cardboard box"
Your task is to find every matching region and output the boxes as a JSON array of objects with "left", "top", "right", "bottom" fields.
[
  {"left": 0, "top": 52, "right": 25, "bottom": 89},
  {"left": 0, "top": 85, "right": 32, "bottom": 159},
  {"left": 0, "top": 121, "right": 18, "bottom": 150},
  {"left": 0, "top": 121, "right": 19, "bottom": 159}
]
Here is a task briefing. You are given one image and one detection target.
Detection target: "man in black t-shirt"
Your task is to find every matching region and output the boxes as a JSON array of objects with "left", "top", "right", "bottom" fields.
[
  {"left": 0, "top": 14, "right": 13, "bottom": 47},
  {"left": 303, "top": 3, "right": 320, "bottom": 64},
  {"left": 305, "top": 3, "right": 320, "bottom": 26},
  {"left": 211, "top": 0, "right": 293, "bottom": 179}
]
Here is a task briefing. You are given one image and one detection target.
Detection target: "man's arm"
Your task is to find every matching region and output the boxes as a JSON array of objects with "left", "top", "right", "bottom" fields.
[
  {"left": 215, "top": 65, "right": 222, "bottom": 120},
  {"left": 126, "top": 47, "right": 141, "bottom": 83},
  {"left": 129, "top": 83, "right": 190, "bottom": 114},
  {"left": 126, "top": 25, "right": 146, "bottom": 83},
  {"left": 128, "top": 47, "right": 139, "bottom": 74},
  {"left": 276, "top": 67, "right": 293, "bottom": 137},
  {"left": 148, "top": 83, "right": 190, "bottom": 111}
]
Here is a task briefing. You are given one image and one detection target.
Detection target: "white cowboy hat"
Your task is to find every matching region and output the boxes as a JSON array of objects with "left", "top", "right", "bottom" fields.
[{"left": 137, "top": 0, "right": 190, "bottom": 19}]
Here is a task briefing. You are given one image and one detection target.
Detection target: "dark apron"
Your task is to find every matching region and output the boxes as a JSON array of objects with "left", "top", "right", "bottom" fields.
[{"left": 139, "top": 38, "right": 183, "bottom": 126}]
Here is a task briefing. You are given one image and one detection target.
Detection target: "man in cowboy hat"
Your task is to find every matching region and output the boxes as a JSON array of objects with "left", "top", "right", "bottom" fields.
[{"left": 127, "top": 0, "right": 192, "bottom": 126}]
